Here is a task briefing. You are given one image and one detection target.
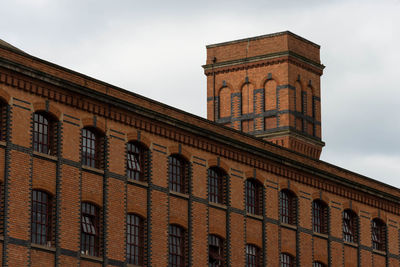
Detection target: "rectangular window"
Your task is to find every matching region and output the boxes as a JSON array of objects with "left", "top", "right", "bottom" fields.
[
  {"left": 31, "top": 190, "right": 52, "bottom": 246},
  {"left": 127, "top": 214, "right": 144, "bottom": 265},
  {"left": 81, "top": 202, "right": 100, "bottom": 257}
]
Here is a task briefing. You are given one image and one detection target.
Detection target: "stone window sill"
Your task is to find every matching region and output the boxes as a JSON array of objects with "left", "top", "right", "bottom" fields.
[
  {"left": 169, "top": 190, "right": 189, "bottom": 199},
  {"left": 313, "top": 232, "right": 328, "bottom": 239},
  {"left": 281, "top": 223, "right": 297, "bottom": 230},
  {"left": 31, "top": 243, "right": 56, "bottom": 252},
  {"left": 80, "top": 253, "right": 103, "bottom": 262},
  {"left": 33, "top": 151, "right": 58, "bottom": 161},
  {"left": 246, "top": 213, "right": 263, "bottom": 220},
  {"left": 128, "top": 179, "right": 149, "bottom": 188},
  {"left": 82, "top": 165, "right": 104, "bottom": 175},
  {"left": 209, "top": 202, "right": 227, "bottom": 210}
]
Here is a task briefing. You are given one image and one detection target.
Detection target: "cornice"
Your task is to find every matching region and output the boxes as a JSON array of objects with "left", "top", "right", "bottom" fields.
[
  {"left": 0, "top": 54, "right": 400, "bottom": 217},
  {"left": 203, "top": 51, "right": 325, "bottom": 76}
]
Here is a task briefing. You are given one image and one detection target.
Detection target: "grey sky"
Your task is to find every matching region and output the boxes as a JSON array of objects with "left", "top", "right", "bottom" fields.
[{"left": 1, "top": 0, "right": 399, "bottom": 186}]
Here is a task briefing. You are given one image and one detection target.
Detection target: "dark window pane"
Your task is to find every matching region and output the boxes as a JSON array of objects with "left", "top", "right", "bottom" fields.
[
  {"left": 127, "top": 214, "right": 144, "bottom": 265},
  {"left": 81, "top": 202, "right": 99, "bottom": 256},
  {"left": 31, "top": 190, "right": 51, "bottom": 246}
]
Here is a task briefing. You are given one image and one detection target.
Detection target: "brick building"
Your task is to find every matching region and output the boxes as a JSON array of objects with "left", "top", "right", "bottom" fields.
[{"left": 0, "top": 32, "right": 398, "bottom": 267}]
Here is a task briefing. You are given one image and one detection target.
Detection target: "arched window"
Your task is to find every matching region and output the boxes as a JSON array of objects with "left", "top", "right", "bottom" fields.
[
  {"left": 82, "top": 127, "right": 104, "bottom": 169},
  {"left": 127, "top": 142, "right": 149, "bottom": 182},
  {"left": 209, "top": 235, "right": 224, "bottom": 267},
  {"left": 280, "top": 253, "right": 295, "bottom": 267},
  {"left": 280, "top": 190, "right": 297, "bottom": 225},
  {"left": 246, "top": 244, "right": 261, "bottom": 267},
  {"left": 169, "top": 224, "right": 186, "bottom": 267},
  {"left": 168, "top": 154, "right": 189, "bottom": 194},
  {"left": 372, "top": 218, "right": 386, "bottom": 251},
  {"left": 33, "top": 112, "right": 57, "bottom": 155},
  {"left": 127, "top": 214, "right": 145, "bottom": 265},
  {"left": 312, "top": 199, "right": 328, "bottom": 234},
  {"left": 219, "top": 87, "right": 231, "bottom": 118},
  {"left": 245, "top": 179, "right": 263, "bottom": 215},
  {"left": 343, "top": 209, "right": 358, "bottom": 243},
  {"left": 0, "top": 101, "right": 7, "bottom": 141},
  {"left": 208, "top": 167, "right": 227, "bottom": 205},
  {"left": 313, "top": 261, "right": 326, "bottom": 267},
  {"left": 31, "top": 190, "right": 52, "bottom": 246},
  {"left": 81, "top": 202, "right": 100, "bottom": 256}
]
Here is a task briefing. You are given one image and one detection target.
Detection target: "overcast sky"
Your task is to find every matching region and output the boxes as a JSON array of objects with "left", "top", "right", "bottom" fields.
[{"left": 1, "top": 0, "right": 399, "bottom": 187}]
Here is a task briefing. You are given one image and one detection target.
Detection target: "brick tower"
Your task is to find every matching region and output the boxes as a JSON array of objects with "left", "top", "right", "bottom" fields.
[{"left": 203, "top": 31, "right": 325, "bottom": 159}]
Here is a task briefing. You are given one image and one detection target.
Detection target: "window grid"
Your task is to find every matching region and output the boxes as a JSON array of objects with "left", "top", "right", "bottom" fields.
[
  {"left": 127, "top": 214, "right": 144, "bottom": 265},
  {"left": 313, "top": 262, "right": 326, "bottom": 267},
  {"left": 208, "top": 167, "right": 224, "bottom": 204},
  {"left": 281, "top": 253, "right": 295, "bottom": 267},
  {"left": 169, "top": 225, "right": 185, "bottom": 267},
  {"left": 246, "top": 244, "right": 260, "bottom": 267},
  {"left": 82, "top": 128, "right": 97, "bottom": 168},
  {"left": 33, "top": 113, "right": 51, "bottom": 154},
  {"left": 343, "top": 210, "right": 357, "bottom": 243},
  {"left": 280, "top": 190, "right": 297, "bottom": 225},
  {"left": 246, "top": 179, "right": 261, "bottom": 215},
  {"left": 127, "top": 142, "right": 147, "bottom": 181},
  {"left": 372, "top": 219, "right": 386, "bottom": 251},
  {"left": 169, "top": 155, "right": 187, "bottom": 194},
  {"left": 81, "top": 202, "right": 100, "bottom": 257},
  {"left": 313, "top": 200, "right": 328, "bottom": 234},
  {"left": 209, "top": 235, "right": 224, "bottom": 267},
  {"left": 31, "top": 190, "right": 52, "bottom": 246}
]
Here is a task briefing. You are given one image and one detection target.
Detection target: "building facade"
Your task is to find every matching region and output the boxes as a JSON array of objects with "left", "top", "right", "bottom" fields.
[{"left": 0, "top": 32, "right": 398, "bottom": 267}]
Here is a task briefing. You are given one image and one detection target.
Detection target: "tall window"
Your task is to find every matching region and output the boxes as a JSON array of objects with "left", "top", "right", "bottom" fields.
[
  {"left": 81, "top": 202, "right": 100, "bottom": 256},
  {"left": 312, "top": 200, "right": 328, "bottom": 234},
  {"left": 208, "top": 167, "right": 226, "bottom": 204},
  {"left": 31, "top": 190, "right": 52, "bottom": 246},
  {"left": 313, "top": 262, "right": 326, "bottom": 267},
  {"left": 0, "top": 101, "right": 7, "bottom": 141},
  {"left": 169, "top": 224, "right": 186, "bottom": 267},
  {"left": 280, "top": 190, "right": 297, "bottom": 225},
  {"left": 82, "top": 128, "right": 104, "bottom": 169},
  {"left": 246, "top": 244, "right": 260, "bottom": 267},
  {"left": 343, "top": 209, "right": 358, "bottom": 243},
  {"left": 281, "top": 253, "right": 295, "bottom": 267},
  {"left": 127, "top": 214, "right": 145, "bottom": 265},
  {"left": 33, "top": 112, "right": 56, "bottom": 155},
  {"left": 209, "top": 235, "right": 224, "bottom": 267},
  {"left": 372, "top": 218, "right": 386, "bottom": 251},
  {"left": 245, "top": 179, "right": 262, "bottom": 215},
  {"left": 127, "top": 142, "right": 148, "bottom": 182},
  {"left": 168, "top": 155, "right": 188, "bottom": 194}
]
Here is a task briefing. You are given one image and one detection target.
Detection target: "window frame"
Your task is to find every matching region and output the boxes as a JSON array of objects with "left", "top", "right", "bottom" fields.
[
  {"left": 209, "top": 234, "right": 224, "bottom": 267},
  {"left": 280, "top": 253, "right": 295, "bottom": 267},
  {"left": 80, "top": 202, "right": 100, "bottom": 257},
  {"left": 31, "top": 190, "right": 52, "bottom": 246},
  {"left": 127, "top": 142, "right": 148, "bottom": 182},
  {"left": 127, "top": 213, "right": 145, "bottom": 265},
  {"left": 208, "top": 167, "right": 226, "bottom": 205},
  {"left": 343, "top": 209, "right": 358, "bottom": 243},
  {"left": 312, "top": 199, "right": 328, "bottom": 234},
  {"left": 82, "top": 127, "right": 104, "bottom": 169},
  {"left": 372, "top": 218, "right": 386, "bottom": 251},
  {"left": 245, "top": 179, "right": 263, "bottom": 216},
  {"left": 169, "top": 224, "right": 186, "bottom": 267},
  {"left": 33, "top": 112, "right": 56, "bottom": 155},
  {"left": 0, "top": 101, "right": 7, "bottom": 141},
  {"left": 168, "top": 154, "right": 188, "bottom": 194},
  {"left": 313, "top": 262, "right": 326, "bottom": 267},
  {"left": 280, "top": 190, "right": 297, "bottom": 225},
  {"left": 246, "top": 244, "right": 261, "bottom": 267}
]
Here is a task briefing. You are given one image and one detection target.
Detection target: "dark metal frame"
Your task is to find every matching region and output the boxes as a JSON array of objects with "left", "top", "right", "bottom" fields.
[
  {"left": 80, "top": 202, "right": 100, "bottom": 257},
  {"left": 168, "top": 155, "right": 187, "bottom": 194},
  {"left": 127, "top": 213, "right": 144, "bottom": 265},
  {"left": 343, "top": 209, "right": 358, "bottom": 243},
  {"left": 246, "top": 244, "right": 260, "bottom": 267},
  {"left": 169, "top": 224, "right": 185, "bottom": 267},
  {"left": 33, "top": 112, "right": 52, "bottom": 155},
  {"left": 245, "top": 179, "right": 262, "bottom": 215},
  {"left": 280, "top": 190, "right": 297, "bottom": 225},
  {"left": 31, "top": 190, "right": 52, "bottom": 246},
  {"left": 372, "top": 218, "right": 386, "bottom": 251},
  {"left": 127, "top": 142, "right": 147, "bottom": 181},
  {"left": 209, "top": 235, "right": 224, "bottom": 267},
  {"left": 312, "top": 200, "right": 328, "bottom": 234},
  {"left": 208, "top": 167, "right": 225, "bottom": 204}
]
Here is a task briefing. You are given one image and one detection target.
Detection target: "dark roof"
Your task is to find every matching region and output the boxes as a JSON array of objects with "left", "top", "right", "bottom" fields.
[{"left": 0, "top": 39, "right": 25, "bottom": 53}]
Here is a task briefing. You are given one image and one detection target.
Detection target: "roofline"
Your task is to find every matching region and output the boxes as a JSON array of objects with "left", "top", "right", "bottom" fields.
[
  {"left": 206, "top": 31, "right": 321, "bottom": 49},
  {"left": 0, "top": 40, "right": 399, "bottom": 203}
]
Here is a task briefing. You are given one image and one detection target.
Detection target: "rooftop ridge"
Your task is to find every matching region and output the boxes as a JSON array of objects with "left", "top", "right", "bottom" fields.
[{"left": 206, "top": 31, "right": 321, "bottom": 49}]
